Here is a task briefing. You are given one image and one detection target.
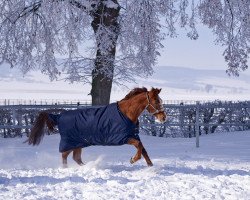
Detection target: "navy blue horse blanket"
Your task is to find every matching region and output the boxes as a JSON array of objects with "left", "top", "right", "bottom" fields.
[{"left": 49, "top": 103, "right": 140, "bottom": 152}]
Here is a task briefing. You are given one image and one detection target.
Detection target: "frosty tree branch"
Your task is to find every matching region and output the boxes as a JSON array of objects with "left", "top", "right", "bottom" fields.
[
  {"left": 0, "top": 0, "right": 250, "bottom": 103},
  {"left": 199, "top": 0, "right": 250, "bottom": 76}
]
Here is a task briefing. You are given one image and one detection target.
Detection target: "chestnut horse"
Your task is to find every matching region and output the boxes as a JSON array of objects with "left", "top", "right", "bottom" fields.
[{"left": 27, "top": 87, "right": 166, "bottom": 167}]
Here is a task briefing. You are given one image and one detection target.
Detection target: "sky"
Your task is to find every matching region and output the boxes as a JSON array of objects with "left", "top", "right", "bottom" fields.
[{"left": 157, "top": 24, "right": 250, "bottom": 75}]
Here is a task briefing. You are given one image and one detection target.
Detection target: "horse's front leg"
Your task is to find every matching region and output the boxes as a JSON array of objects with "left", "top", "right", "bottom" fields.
[
  {"left": 141, "top": 145, "right": 153, "bottom": 166},
  {"left": 128, "top": 138, "right": 153, "bottom": 166},
  {"left": 128, "top": 138, "right": 142, "bottom": 164}
]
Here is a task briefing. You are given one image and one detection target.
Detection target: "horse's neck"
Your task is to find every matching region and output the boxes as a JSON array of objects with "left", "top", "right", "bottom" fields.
[{"left": 118, "top": 93, "right": 147, "bottom": 123}]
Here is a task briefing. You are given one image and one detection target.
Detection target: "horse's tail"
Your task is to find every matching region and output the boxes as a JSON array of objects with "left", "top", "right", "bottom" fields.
[{"left": 26, "top": 112, "right": 60, "bottom": 145}]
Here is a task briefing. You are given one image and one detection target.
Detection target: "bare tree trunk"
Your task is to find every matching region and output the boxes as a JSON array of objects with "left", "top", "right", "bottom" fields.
[{"left": 90, "top": 1, "right": 120, "bottom": 105}]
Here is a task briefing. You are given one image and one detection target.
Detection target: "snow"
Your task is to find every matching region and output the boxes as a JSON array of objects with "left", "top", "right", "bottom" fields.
[
  {"left": 1, "top": 131, "right": 250, "bottom": 199},
  {"left": 1, "top": 64, "right": 250, "bottom": 103}
]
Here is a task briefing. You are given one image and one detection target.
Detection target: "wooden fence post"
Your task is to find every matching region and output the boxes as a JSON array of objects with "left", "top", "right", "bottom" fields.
[
  {"left": 179, "top": 102, "right": 184, "bottom": 136},
  {"left": 195, "top": 101, "right": 200, "bottom": 148},
  {"left": 12, "top": 108, "right": 16, "bottom": 126}
]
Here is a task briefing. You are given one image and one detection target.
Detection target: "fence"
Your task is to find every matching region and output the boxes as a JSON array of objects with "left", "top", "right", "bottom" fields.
[
  {"left": 0, "top": 99, "right": 92, "bottom": 106},
  {"left": 0, "top": 99, "right": 215, "bottom": 106},
  {"left": 140, "top": 101, "right": 250, "bottom": 147},
  {"left": 0, "top": 101, "right": 250, "bottom": 147}
]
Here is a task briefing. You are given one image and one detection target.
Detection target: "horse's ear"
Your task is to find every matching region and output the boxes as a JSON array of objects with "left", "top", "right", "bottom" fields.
[{"left": 151, "top": 87, "right": 161, "bottom": 94}]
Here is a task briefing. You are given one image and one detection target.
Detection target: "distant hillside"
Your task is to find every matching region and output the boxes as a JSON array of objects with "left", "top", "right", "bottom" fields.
[
  {"left": 128, "top": 66, "right": 250, "bottom": 101},
  {"left": 1, "top": 64, "right": 250, "bottom": 101}
]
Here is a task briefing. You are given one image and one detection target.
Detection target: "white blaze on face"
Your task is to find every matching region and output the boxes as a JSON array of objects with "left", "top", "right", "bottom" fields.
[
  {"left": 155, "top": 118, "right": 162, "bottom": 123},
  {"left": 159, "top": 96, "right": 163, "bottom": 109},
  {"left": 155, "top": 96, "right": 167, "bottom": 123}
]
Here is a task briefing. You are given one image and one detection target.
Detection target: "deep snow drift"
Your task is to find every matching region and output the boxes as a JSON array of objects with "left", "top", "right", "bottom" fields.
[{"left": 0, "top": 131, "right": 250, "bottom": 199}]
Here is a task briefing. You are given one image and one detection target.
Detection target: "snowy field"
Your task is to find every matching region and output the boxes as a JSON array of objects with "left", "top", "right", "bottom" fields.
[
  {"left": 1, "top": 64, "right": 250, "bottom": 102},
  {"left": 0, "top": 131, "right": 250, "bottom": 199}
]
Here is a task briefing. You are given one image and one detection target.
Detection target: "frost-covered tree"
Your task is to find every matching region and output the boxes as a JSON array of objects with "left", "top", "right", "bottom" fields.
[
  {"left": 0, "top": 0, "right": 249, "bottom": 105},
  {"left": 199, "top": 0, "right": 250, "bottom": 76}
]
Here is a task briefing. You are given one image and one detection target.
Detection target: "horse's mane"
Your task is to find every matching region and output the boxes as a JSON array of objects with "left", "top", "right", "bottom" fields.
[{"left": 122, "top": 87, "right": 148, "bottom": 100}]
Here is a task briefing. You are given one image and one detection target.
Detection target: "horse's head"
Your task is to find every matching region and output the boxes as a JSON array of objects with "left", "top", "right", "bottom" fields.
[{"left": 146, "top": 88, "right": 167, "bottom": 123}]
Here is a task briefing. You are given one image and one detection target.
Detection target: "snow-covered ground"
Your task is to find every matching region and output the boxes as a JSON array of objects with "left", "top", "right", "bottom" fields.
[{"left": 0, "top": 131, "right": 250, "bottom": 199}]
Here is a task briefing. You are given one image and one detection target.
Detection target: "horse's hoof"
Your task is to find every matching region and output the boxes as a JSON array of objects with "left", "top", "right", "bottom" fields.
[
  {"left": 130, "top": 157, "right": 135, "bottom": 164},
  {"left": 147, "top": 163, "right": 153, "bottom": 167},
  {"left": 62, "top": 164, "right": 68, "bottom": 168}
]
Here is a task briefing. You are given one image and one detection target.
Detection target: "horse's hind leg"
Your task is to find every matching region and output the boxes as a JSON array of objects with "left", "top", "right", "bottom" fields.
[
  {"left": 62, "top": 150, "right": 72, "bottom": 168},
  {"left": 73, "top": 148, "right": 84, "bottom": 166}
]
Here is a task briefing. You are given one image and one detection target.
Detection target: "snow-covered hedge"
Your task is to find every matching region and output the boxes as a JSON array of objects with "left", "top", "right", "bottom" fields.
[
  {"left": 0, "top": 101, "right": 250, "bottom": 138},
  {"left": 140, "top": 101, "right": 250, "bottom": 137}
]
